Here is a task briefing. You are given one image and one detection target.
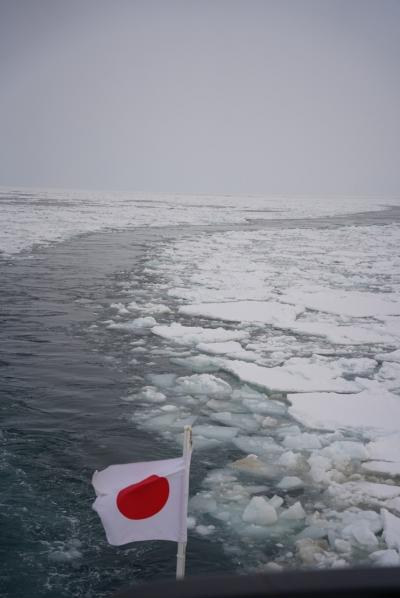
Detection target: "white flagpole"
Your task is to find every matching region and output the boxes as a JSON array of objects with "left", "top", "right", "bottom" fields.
[{"left": 176, "top": 425, "right": 192, "bottom": 580}]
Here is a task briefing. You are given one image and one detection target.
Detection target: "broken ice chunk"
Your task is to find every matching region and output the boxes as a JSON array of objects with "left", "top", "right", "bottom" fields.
[
  {"left": 210, "top": 411, "right": 259, "bottom": 433},
  {"left": 108, "top": 316, "right": 157, "bottom": 331},
  {"left": 176, "top": 374, "right": 232, "bottom": 398},
  {"left": 279, "top": 501, "right": 306, "bottom": 520},
  {"left": 242, "top": 497, "right": 278, "bottom": 526},
  {"left": 288, "top": 384, "right": 400, "bottom": 434},
  {"left": 192, "top": 424, "right": 239, "bottom": 441},
  {"left": 230, "top": 454, "right": 272, "bottom": 477},
  {"left": 233, "top": 435, "right": 282, "bottom": 457},
  {"left": 341, "top": 520, "right": 379, "bottom": 549},
  {"left": 268, "top": 495, "right": 284, "bottom": 509},
  {"left": 375, "top": 349, "right": 400, "bottom": 363},
  {"left": 381, "top": 508, "right": 400, "bottom": 552},
  {"left": 282, "top": 432, "right": 322, "bottom": 450},
  {"left": 370, "top": 549, "right": 400, "bottom": 567},
  {"left": 277, "top": 451, "right": 304, "bottom": 469},
  {"left": 277, "top": 476, "right": 304, "bottom": 491}
]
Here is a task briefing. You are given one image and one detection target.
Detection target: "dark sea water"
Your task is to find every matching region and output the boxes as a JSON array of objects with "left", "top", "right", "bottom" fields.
[
  {"left": 0, "top": 228, "right": 236, "bottom": 598},
  {"left": 1, "top": 206, "right": 400, "bottom": 598}
]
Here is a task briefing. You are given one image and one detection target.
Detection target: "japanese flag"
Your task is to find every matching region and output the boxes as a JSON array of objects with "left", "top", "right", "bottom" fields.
[{"left": 92, "top": 456, "right": 190, "bottom": 545}]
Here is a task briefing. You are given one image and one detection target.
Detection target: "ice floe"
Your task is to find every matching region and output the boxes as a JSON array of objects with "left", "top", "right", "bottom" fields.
[
  {"left": 219, "top": 358, "right": 361, "bottom": 393},
  {"left": 93, "top": 203, "right": 400, "bottom": 573},
  {"left": 277, "top": 476, "right": 304, "bottom": 491},
  {"left": 280, "top": 288, "right": 400, "bottom": 318},
  {"left": 152, "top": 323, "right": 248, "bottom": 346},
  {"left": 362, "top": 435, "right": 400, "bottom": 476},
  {"left": 375, "top": 349, "right": 400, "bottom": 363},
  {"left": 175, "top": 373, "right": 232, "bottom": 398},
  {"left": 381, "top": 509, "right": 400, "bottom": 552},
  {"left": 328, "top": 481, "right": 400, "bottom": 506},
  {"left": 282, "top": 321, "right": 396, "bottom": 346},
  {"left": 370, "top": 549, "right": 400, "bottom": 567},
  {"left": 288, "top": 382, "right": 400, "bottom": 434},
  {"left": 107, "top": 316, "right": 157, "bottom": 331},
  {"left": 242, "top": 497, "right": 278, "bottom": 525},
  {"left": 180, "top": 301, "right": 303, "bottom": 327}
]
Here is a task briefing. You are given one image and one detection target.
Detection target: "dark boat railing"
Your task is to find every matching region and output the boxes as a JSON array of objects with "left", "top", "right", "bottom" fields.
[{"left": 114, "top": 567, "right": 400, "bottom": 598}]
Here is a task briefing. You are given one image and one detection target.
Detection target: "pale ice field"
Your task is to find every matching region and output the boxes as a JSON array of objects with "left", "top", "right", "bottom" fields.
[
  {"left": 0, "top": 186, "right": 392, "bottom": 256},
  {"left": 2, "top": 188, "right": 400, "bottom": 592},
  {"left": 99, "top": 213, "right": 400, "bottom": 571}
]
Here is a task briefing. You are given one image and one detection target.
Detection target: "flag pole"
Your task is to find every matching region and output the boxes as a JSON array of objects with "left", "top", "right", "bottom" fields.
[{"left": 176, "top": 425, "right": 192, "bottom": 580}]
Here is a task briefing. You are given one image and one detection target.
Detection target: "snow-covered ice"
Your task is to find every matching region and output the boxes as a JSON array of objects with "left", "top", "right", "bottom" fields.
[
  {"left": 242, "top": 497, "right": 278, "bottom": 525},
  {"left": 288, "top": 382, "right": 400, "bottom": 434},
  {"left": 175, "top": 374, "right": 232, "bottom": 398},
  {"left": 70, "top": 191, "right": 400, "bottom": 573},
  {"left": 152, "top": 323, "right": 248, "bottom": 346},
  {"left": 180, "top": 301, "right": 303, "bottom": 327},
  {"left": 107, "top": 316, "right": 157, "bottom": 331},
  {"left": 376, "top": 349, "right": 400, "bottom": 363},
  {"left": 280, "top": 288, "right": 400, "bottom": 318},
  {"left": 219, "top": 358, "right": 361, "bottom": 393},
  {"left": 381, "top": 509, "right": 400, "bottom": 552}
]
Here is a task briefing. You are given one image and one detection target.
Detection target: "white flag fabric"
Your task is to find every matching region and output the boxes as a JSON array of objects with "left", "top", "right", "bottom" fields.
[{"left": 92, "top": 456, "right": 189, "bottom": 545}]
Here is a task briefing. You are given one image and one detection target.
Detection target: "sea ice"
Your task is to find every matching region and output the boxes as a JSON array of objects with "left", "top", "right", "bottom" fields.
[
  {"left": 282, "top": 433, "right": 322, "bottom": 451},
  {"left": 198, "top": 341, "right": 259, "bottom": 361},
  {"left": 233, "top": 435, "right": 282, "bottom": 457},
  {"left": 269, "top": 495, "right": 284, "bottom": 509},
  {"left": 367, "top": 434, "right": 400, "bottom": 462},
  {"left": 137, "top": 386, "right": 166, "bottom": 403},
  {"left": 175, "top": 374, "right": 232, "bottom": 398},
  {"left": 179, "top": 301, "right": 303, "bottom": 327},
  {"left": 341, "top": 520, "right": 379, "bottom": 549},
  {"left": 328, "top": 481, "right": 400, "bottom": 506},
  {"left": 219, "top": 359, "right": 360, "bottom": 393},
  {"left": 195, "top": 524, "right": 216, "bottom": 536},
  {"left": 110, "top": 302, "right": 130, "bottom": 315},
  {"left": 147, "top": 373, "right": 177, "bottom": 388},
  {"left": 370, "top": 549, "right": 400, "bottom": 567},
  {"left": 242, "top": 398, "right": 286, "bottom": 416},
  {"left": 336, "top": 357, "right": 377, "bottom": 378},
  {"left": 321, "top": 441, "right": 369, "bottom": 463},
  {"left": 126, "top": 301, "right": 139, "bottom": 311},
  {"left": 381, "top": 509, "right": 400, "bottom": 552},
  {"left": 375, "top": 349, "right": 400, "bottom": 363},
  {"left": 376, "top": 362, "right": 400, "bottom": 391},
  {"left": 230, "top": 454, "right": 272, "bottom": 477},
  {"left": 362, "top": 435, "right": 400, "bottom": 476},
  {"left": 280, "top": 288, "right": 400, "bottom": 318},
  {"left": 288, "top": 384, "right": 400, "bottom": 434},
  {"left": 277, "top": 476, "right": 304, "bottom": 491},
  {"left": 191, "top": 436, "right": 222, "bottom": 451},
  {"left": 295, "top": 538, "right": 329, "bottom": 566},
  {"left": 192, "top": 425, "right": 239, "bottom": 441},
  {"left": 190, "top": 493, "right": 218, "bottom": 514},
  {"left": 171, "top": 355, "right": 222, "bottom": 373},
  {"left": 384, "top": 498, "right": 400, "bottom": 515},
  {"left": 210, "top": 412, "right": 260, "bottom": 433},
  {"left": 141, "top": 303, "right": 172, "bottom": 314},
  {"left": 152, "top": 323, "right": 248, "bottom": 346},
  {"left": 362, "top": 462, "right": 400, "bottom": 476},
  {"left": 284, "top": 321, "right": 395, "bottom": 346},
  {"left": 242, "top": 497, "right": 278, "bottom": 526},
  {"left": 277, "top": 451, "right": 304, "bottom": 469},
  {"left": 197, "top": 341, "right": 244, "bottom": 355},
  {"left": 279, "top": 501, "right": 306, "bottom": 520},
  {"left": 107, "top": 316, "right": 157, "bottom": 331}
]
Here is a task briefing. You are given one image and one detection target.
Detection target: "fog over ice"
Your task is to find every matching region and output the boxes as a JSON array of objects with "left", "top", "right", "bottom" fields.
[{"left": 0, "top": 0, "right": 399, "bottom": 196}]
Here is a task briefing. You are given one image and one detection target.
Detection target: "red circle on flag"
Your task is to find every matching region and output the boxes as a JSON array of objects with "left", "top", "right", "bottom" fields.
[{"left": 116, "top": 475, "right": 170, "bottom": 519}]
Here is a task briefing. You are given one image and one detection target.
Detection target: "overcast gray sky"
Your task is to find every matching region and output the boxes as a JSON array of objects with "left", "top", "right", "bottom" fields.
[{"left": 0, "top": 0, "right": 399, "bottom": 196}]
